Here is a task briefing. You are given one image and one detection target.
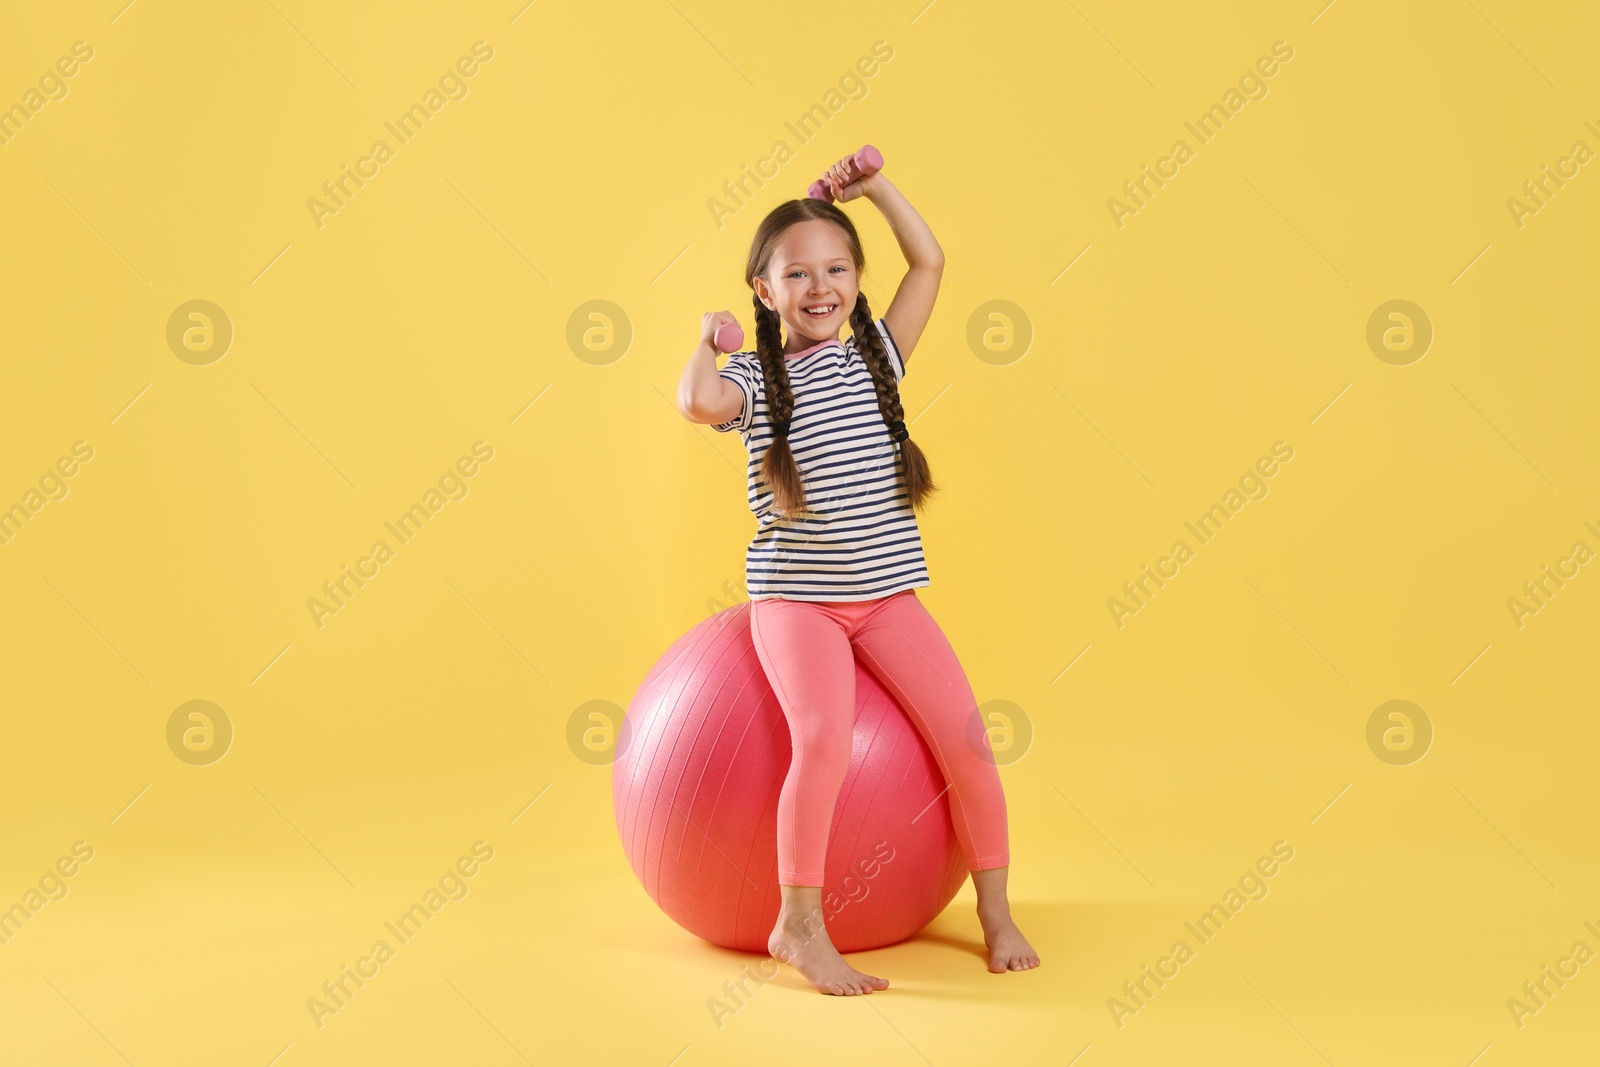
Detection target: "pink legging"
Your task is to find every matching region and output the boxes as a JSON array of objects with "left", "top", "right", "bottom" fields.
[{"left": 749, "top": 588, "right": 1010, "bottom": 886}]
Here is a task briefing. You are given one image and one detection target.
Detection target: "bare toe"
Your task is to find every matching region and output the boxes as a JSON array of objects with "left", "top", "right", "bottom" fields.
[{"left": 981, "top": 910, "right": 1039, "bottom": 974}]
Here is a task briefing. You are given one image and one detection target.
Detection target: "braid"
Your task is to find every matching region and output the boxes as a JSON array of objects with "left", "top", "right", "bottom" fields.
[
  {"left": 753, "top": 295, "right": 809, "bottom": 518},
  {"left": 849, "top": 293, "right": 938, "bottom": 512}
]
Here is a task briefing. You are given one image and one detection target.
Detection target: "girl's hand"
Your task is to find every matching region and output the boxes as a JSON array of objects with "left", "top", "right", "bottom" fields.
[
  {"left": 700, "top": 310, "right": 738, "bottom": 350},
  {"left": 824, "top": 157, "right": 879, "bottom": 203}
]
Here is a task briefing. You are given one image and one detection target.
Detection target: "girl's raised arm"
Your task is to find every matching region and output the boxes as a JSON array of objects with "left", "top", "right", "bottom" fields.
[{"left": 842, "top": 172, "right": 944, "bottom": 369}]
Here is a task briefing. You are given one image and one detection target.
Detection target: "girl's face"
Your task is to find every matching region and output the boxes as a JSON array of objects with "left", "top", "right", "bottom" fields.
[{"left": 755, "top": 220, "right": 859, "bottom": 351}]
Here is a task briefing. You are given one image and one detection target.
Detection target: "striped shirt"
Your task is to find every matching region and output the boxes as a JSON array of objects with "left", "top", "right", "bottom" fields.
[{"left": 713, "top": 316, "right": 930, "bottom": 602}]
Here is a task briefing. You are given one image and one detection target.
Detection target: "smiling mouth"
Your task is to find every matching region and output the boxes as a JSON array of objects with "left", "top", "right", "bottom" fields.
[{"left": 803, "top": 304, "right": 837, "bottom": 317}]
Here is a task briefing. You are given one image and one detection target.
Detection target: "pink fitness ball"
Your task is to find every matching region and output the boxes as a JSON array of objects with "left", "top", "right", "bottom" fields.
[{"left": 612, "top": 603, "right": 969, "bottom": 952}]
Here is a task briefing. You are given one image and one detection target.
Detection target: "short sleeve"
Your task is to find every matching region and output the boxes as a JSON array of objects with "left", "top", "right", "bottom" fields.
[
  {"left": 712, "top": 352, "right": 759, "bottom": 433},
  {"left": 876, "top": 317, "right": 906, "bottom": 382}
]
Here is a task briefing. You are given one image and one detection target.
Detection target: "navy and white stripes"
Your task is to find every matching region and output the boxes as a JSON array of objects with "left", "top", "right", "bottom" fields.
[{"left": 713, "top": 317, "right": 930, "bottom": 602}]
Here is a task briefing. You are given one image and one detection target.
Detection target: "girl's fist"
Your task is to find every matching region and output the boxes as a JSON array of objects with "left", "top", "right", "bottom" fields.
[
  {"left": 824, "top": 158, "right": 877, "bottom": 202},
  {"left": 811, "top": 145, "right": 884, "bottom": 202},
  {"left": 701, "top": 311, "right": 741, "bottom": 352}
]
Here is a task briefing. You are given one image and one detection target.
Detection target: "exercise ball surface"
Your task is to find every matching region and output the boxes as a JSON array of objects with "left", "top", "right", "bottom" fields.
[{"left": 613, "top": 602, "right": 969, "bottom": 953}]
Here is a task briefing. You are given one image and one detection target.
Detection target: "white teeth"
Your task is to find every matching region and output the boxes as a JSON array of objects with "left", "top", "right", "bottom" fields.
[{"left": 805, "top": 305, "right": 835, "bottom": 315}]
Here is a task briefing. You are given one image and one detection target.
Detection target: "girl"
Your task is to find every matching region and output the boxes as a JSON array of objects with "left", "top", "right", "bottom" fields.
[{"left": 676, "top": 156, "right": 1039, "bottom": 996}]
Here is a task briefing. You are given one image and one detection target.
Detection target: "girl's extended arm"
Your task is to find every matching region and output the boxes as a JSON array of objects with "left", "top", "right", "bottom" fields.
[
  {"left": 678, "top": 311, "right": 743, "bottom": 425},
  {"left": 833, "top": 170, "right": 944, "bottom": 367}
]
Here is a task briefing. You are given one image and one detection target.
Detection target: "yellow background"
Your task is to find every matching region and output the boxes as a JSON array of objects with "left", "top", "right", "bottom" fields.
[{"left": 2, "top": 1, "right": 1597, "bottom": 1064}]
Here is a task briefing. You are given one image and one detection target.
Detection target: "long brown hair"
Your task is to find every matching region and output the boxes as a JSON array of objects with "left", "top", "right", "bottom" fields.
[{"left": 745, "top": 198, "right": 937, "bottom": 519}]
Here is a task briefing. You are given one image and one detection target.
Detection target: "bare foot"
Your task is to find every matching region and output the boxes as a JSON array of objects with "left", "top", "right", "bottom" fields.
[
  {"left": 979, "top": 907, "right": 1040, "bottom": 972},
  {"left": 768, "top": 910, "right": 890, "bottom": 995}
]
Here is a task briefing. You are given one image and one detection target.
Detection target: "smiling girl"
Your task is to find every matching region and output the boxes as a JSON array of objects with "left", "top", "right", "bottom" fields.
[{"left": 677, "top": 154, "right": 1039, "bottom": 995}]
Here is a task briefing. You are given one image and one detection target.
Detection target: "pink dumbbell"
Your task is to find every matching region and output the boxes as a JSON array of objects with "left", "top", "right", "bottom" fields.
[
  {"left": 713, "top": 320, "right": 744, "bottom": 353},
  {"left": 807, "top": 145, "right": 884, "bottom": 202}
]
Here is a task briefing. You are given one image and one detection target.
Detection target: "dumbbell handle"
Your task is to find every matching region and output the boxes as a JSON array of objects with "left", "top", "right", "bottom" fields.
[
  {"left": 807, "top": 145, "right": 884, "bottom": 202},
  {"left": 713, "top": 321, "right": 744, "bottom": 354}
]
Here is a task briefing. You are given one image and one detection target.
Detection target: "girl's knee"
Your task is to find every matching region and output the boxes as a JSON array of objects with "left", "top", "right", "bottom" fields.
[{"left": 789, "top": 721, "right": 853, "bottom": 770}]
